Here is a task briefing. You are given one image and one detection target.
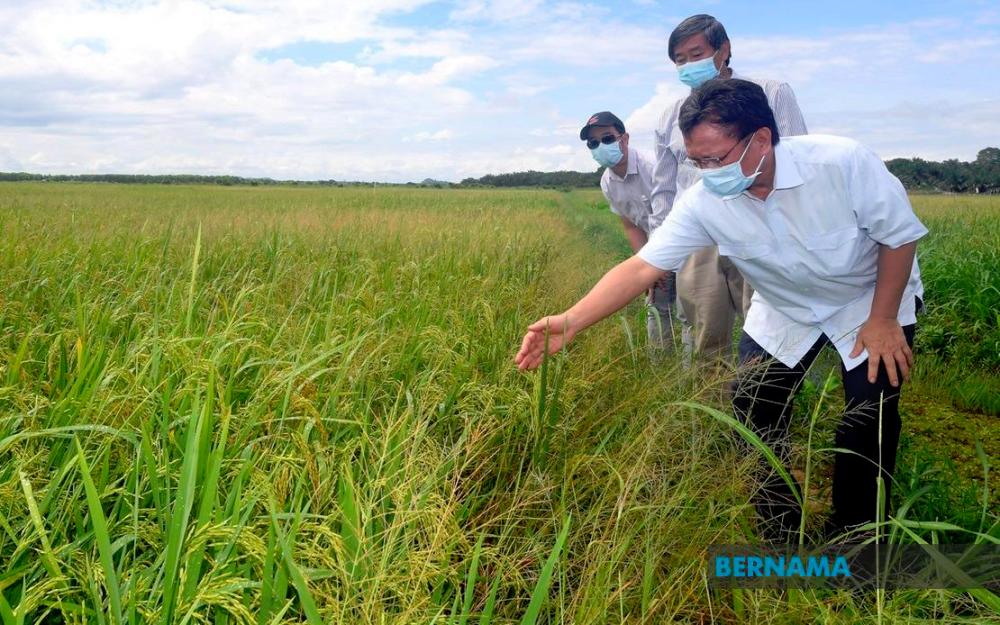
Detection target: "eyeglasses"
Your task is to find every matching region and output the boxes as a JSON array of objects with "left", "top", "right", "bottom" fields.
[
  {"left": 586, "top": 134, "right": 619, "bottom": 150},
  {"left": 684, "top": 133, "right": 751, "bottom": 170}
]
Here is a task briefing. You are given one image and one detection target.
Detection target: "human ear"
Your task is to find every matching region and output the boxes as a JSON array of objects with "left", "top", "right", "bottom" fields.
[
  {"left": 755, "top": 127, "right": 772, "bottom": 149},
  {"left": 718, "top": 40, "right": 732, "bottom": 67}
]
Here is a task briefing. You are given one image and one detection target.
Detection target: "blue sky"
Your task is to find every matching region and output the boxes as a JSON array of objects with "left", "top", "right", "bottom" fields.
[{"left": 0, "top": 0, "right": 997, "bottom": 182}]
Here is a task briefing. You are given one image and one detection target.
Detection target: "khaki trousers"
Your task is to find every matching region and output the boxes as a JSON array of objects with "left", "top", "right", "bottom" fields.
[{"left": 677, "top": 246, "right": 753, "bottom": 359}]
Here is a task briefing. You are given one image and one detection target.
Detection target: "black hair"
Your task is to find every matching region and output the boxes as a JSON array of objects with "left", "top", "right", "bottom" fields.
[
  {"left": 668, "top": 14, "right": 731, "bottom": 66},
  {"left": 678, "top": 79, "right": 780, "bottom": 145}
]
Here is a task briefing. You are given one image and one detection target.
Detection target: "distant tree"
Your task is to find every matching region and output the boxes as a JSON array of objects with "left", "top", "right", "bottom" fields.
[
  {"left": 456, "top": 169, "right": 603, "bottom": 188},
  {"left": 3, "top": 150, "right": 998, "bottom": 193},
  {"left": 885, "top": 148, "right": 1000, "bottom": 194},
  {"left": 976, "top": 147, "right": 1000, "bottom": 166}
]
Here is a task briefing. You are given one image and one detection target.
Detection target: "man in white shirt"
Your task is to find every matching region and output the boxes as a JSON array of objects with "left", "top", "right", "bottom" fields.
[
  {"left": 651, "top": 14, "right": 808, "bottom": 361},
  {"left": 580, "top": 111, "right": 675, "bottom": 352},
  {"left": 517, "top": 80, "right": 926, "bottom": 542}
]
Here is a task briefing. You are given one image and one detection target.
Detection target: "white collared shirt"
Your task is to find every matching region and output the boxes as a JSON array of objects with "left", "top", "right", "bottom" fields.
[
  {"left": 650, "top": 72, "right": 808, "bottom": 230},
  {"left": 601, "top": 147, "right": 656, "bottom": 234},
  {"left": 637, "top": 135, "right": 927, "bottom": 370}
]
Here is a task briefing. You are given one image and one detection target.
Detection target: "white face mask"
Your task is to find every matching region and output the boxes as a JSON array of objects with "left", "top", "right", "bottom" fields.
[{"left": 700, "top": 131, "right": 766, "bottom": 196}]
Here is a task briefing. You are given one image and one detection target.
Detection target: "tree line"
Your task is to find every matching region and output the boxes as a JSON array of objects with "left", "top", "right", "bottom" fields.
[
  {"left": 457, "top": 148, "right": 1000, "bottom": 193},
  {"left": 885, "top": 148, "right": 1000, "bottom": 194},
  {"left": 2, "top": 148, "right": 997, "bottom": 192},
  {"left": 456, "top": 170, "right": 603, "bottom": 189}
]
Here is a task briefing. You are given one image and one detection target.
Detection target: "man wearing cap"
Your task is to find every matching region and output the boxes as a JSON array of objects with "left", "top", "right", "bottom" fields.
[
  {"left": 651, "top": 14, "right": 808, "bottom": 362},
  {"left": 581, "top": 111, "right": 676, "bottom": 352},
  {"left": 518, "top": 79, "right": 926, "bottom": 542}
]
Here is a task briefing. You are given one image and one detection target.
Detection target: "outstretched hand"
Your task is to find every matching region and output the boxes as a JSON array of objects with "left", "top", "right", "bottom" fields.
[
  {"left": 513, "top": 255, "right": 664, "bottom": 370},
  {"left": 514, "top": 314, "right": 574, "bottom": 371},
  {"left": 849, "top": 317, "right": 913, "bottom": 387}
]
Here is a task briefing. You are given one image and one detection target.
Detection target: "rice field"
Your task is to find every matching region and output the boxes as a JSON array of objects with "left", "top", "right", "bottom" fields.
[{"left": 0, "top": 183, "right": 996, "bottom": 624}]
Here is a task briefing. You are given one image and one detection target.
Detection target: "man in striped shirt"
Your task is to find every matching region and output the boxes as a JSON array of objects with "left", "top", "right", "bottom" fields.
[{"left": 650, "top": 14, "right": 808, "bottom": 361}]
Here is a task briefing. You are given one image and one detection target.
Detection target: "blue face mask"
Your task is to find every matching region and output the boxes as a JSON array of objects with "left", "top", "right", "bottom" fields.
[
  {"left": 677, "top": 55, "right": 720, "bottom": 89},
  {"left": 700, "top": 132, "right": 766, "bottom": 197},
  {"left": 591, "top": 140, "right": 624, "bottom": 168}
]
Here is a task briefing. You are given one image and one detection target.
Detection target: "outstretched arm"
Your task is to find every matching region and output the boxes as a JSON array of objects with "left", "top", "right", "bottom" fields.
[{"left": 515, "top": 255, "right": 665, "bottom": 370}]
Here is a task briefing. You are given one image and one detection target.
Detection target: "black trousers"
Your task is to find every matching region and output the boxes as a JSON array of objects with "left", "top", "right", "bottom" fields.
[{"left": 732, "top": 324, "right": 916, "bottom": 543}]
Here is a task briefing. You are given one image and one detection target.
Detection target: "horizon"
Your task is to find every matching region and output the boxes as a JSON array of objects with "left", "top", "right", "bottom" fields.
[
  {"left": 2, "top": 142, "right": 997, "bottom": 187},
  {"left": 1, "top": 1, "right": 998, "bottom": 183}
]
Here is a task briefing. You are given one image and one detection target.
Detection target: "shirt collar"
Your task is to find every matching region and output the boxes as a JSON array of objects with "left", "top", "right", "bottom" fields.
[
  {"left": 771, "top": 141, "right": 804, "bottom": 190},
  {"left": 607, "top": 146, "right": 638, "bottom": 181}
]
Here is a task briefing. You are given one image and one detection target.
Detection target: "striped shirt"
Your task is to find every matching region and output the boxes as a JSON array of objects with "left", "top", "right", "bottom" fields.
[
  {"left": 650, "top": 72, "right": 808, "bottom": 230},
  {"left": 600, "top": 147, "right": 656, "bottom": 234}
]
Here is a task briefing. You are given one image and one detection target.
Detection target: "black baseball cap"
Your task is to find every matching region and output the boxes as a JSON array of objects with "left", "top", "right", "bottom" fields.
[{"left": 580, "top": 111, "right": 625, "bottom": 140}]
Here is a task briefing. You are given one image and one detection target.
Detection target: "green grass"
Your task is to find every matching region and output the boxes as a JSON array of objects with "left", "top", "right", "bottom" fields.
[
  {"left": 910, "top": 194, "right": 1000, "bottom": 414},
  {"left": 0, "top": 183, "right": 996, "bottom": 623}
]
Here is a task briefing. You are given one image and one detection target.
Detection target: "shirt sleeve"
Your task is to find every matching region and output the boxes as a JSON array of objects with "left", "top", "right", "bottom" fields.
[
  {"left": 637, "top": 194, "right": 714, "bottom": 271},
  {"left": 649, "top": 103, "right": 680, "bottom": 230},
  {"left": 772, "top": 82, "right": 808, "bottom": 137},
  {"left": 849, "top": 143, "right": 929, "bottom": 248}
]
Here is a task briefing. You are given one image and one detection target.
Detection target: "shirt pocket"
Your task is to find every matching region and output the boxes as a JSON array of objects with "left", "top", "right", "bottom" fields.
[
  {"left": 804, "top": 226, "right": 859, "bottom": 251},
  {"left": 803, "top": 226, "right": 860, "bottom": 273},
  {"left": 717, "top": 242, "right": 770, "bottom": 260}
]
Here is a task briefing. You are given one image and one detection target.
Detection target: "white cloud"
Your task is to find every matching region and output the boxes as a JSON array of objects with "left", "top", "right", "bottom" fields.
[
  {"left": 0, "top": 144, "right": 21, "bottom": 171},
  {"left": 397, "top": 54, "right": 499, "bottom": 86},
  {"left": 450, "top": 0, "right": 546, "bottom": 22},
  {"left": 915, "top": 38, "right": 1000, "bottom": 63},
  {"left": 506, "top": 21, "right": 664, "bottom": 67},
  {"left": 359, "top": 29, "right": 470, "bottom": 63},
  {"left": 0, "top": 1, "right": 502, "bottom": 180},
  {"left": 736, "top": 21, "right": 1000, "bottom": 87},
  {"left": 529, "top": 123, "right": 579, "bottom": 138},
  {"left": 975, "top": 9, "right": 1000, "bottom": 25},
  {"left": 605, "top": 16, "right": 1000, "bottom": 165},
  {"left": 405, "top": 129, "right": 455, "bottom": 142},
  {"left": 811, "top": 98, "right": 1000, "bottom": 161},
  {"left": 623, "top": 81, "right": 688, "bottom": 137},
  {"left": 530, "top": 144, "right": 574, "bottom": 155},
  {"left": 0, "top": 2, "right": 996, "bottom": 181}
]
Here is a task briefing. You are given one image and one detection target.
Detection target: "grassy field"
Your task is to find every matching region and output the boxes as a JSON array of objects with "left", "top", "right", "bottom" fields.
[{"left": 0, "top": 183, "right": 996, "bottom": 624}]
